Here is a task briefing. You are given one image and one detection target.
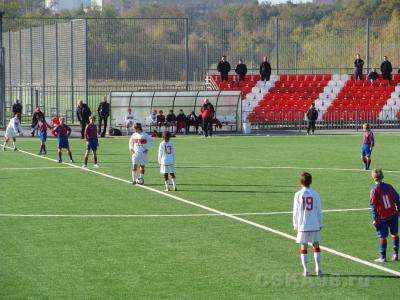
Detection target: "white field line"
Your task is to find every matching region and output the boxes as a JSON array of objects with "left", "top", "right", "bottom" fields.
[
  {"left": 0, "top": 207, "right": 370, "bottom": 218},
  {"left": 6, "top": 146, "right": 400, "bottom": 277}
]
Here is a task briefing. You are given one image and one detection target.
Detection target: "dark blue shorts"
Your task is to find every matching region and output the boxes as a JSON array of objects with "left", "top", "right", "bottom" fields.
[
  {"left": 86, "top": 139, "right": 98, "bottom": 151},
  {"left": 57, "top": 138, "right": 69, "bottom": 149},
  {"left": 40, "top": 132, "right": 47, "bottom": 142},
  {"left": 361, "top": 144, "right": 372, "bottom": 157},
  {"left": 376, "top": 215, "right": 399, "bottom": 238}
]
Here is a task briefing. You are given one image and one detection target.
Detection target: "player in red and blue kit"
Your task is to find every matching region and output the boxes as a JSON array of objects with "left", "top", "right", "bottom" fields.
[
  {"left": 36, "top": 117, "right": 52, "bottom": 155},
  {"left": 361, "top": 123, "right": 374, "bottom": 170},
  {"left": 370, "top": 169, "right": 400, "bottom": 262},
  {"left": 53, "top": 117, "right": 74, "bottom": 163},
  {"left": 83, "top": 116, "right": 99, "bottom": 168}
]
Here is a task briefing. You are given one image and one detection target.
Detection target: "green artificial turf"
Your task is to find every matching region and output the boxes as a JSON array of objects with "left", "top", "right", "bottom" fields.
[{"left": 1, "top": 134, "right": 400, "bottom": 299}]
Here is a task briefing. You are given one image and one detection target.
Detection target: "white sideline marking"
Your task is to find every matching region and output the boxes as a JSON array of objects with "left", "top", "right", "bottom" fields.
[
  {"left": 0, "top": 208, "right": 370, "bottom": 218},
  {"left": 7, "top": 147, "right": 400, "bottom": 277}
]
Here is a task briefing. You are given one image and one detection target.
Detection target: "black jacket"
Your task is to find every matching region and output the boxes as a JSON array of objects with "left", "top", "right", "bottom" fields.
[
  {"left": 31, "top": 110, "right": 45, "bottom": 124},
  {"left": 97, "top": 102, "right": 110, "bottom": 118},
  {"left": 217, "top": 61, "right": 231, "bottom": 75},
  {"left": 12, "top": 102, "right": 22, "bottom": 114},
  {"left": 177, "top": 113, "right": 186, "bottom": 122},
  {"left": 235, "top": 63, "right": 247, "bottom": 76},
  {"left": 76, "top": 104, "right": 92, "bottom": 123},
  {"left": 167, "top": 113, "right": 177, "bottom": 123},
  {"left": 381, "top": 61, "right": 392, "bottom": 75},
  {"left": 260, "top": 62, "right": 272, "bottom": 76},
  {"left": 306, "top": 108, "right": 318, "bottom": 122},
  {"left": 354, "top": 58, "right": 364, "bottom": 71},
  {"left": 368, "top": 71, "right": 378, "bottom": 81}
]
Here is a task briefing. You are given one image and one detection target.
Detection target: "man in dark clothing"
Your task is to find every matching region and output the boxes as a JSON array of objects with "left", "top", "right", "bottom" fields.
[
  {"left": 260, "top": 56, "right": 272, "bottom": 82},
  {"left": 306, "top": 103, "right": 318, "bottom": 135},
  {"left": 166, "top": 110, "right": 177, "bottom": 131},
  {"left": 76, "top": 100, "right": 92, "bottom": 139},
  {"left": 200, "top": 98, "right": 215, "bottom": 137},
  {"left": 187, "top": 111, "right": 199, "bottom": 134},
  {"left": 367, "top": 68, "right": 379, "bottom": 84},
  {"left": 354, "top": 53, "right": 364, "bottom": 81},
  {"left": 97, "top": 96, "right": 110, "bottom": 138},
  {"left": 235, "top": 59, "right": 247, "bottom": 83},
  {"left": 380, "top": 56, "right": 393, "bottom": 81},
  {"left": 12, "top": 100, "right": 22, "bottom": 121},
  {"left": 30, "top": 106, "right": 45, "bottom": 137},
  {"left": 217, "top": 55, "right": 231, "bottom": 82},
  {"left": 176, "top": 109, "right": 187, "bottom": 134}
]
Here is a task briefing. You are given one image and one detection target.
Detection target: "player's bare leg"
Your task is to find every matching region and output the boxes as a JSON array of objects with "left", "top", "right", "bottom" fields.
[
  {"left": 93, "top": 150, "right": 98, "bottom": 167},
  {"left": 313, "top": 241, "right": 322, "bottom": 276},
  {"left": 164, "top": 173, "right": 169, "bottom": 191},
  {"left": 374, "top": 238, "right": 387, "bottom": 262},
  {"left": 67, "top": 147, "right": 74, "bottom": 163},
  {"left": 39, "top": 141, "right": 47, "bottom": 155},
  {"left": 3, "top": 137, "right": 9, "bottom": 150},
  {"left": 132, "top": 164, "right": 138, "bottom": 184},
  {"left": 57, "top": 148, "right": 62, "bottom": 163},
  {"left": 11, "top": 137, "right": 17, "bottom": 151},
  {"left": 366, "top": 155, "right": 371, "bottom": 170},
  {"left": 171, "top": 173, "right": 177, "bottom": 191},
  {"left": 83, "top": 150, "right": 90, "bottom": 168},
  {"left": 300, "top": 244, "right": 309, "bottom": 276},
  {"left": 361, "top": 155, "right": 368, "bottom": 170},
  {"left": 139, "top": 165, "right": 145, "bottom": 184},
  {"left": 392, "top": 235, "right": 399, "bottom": 261}
]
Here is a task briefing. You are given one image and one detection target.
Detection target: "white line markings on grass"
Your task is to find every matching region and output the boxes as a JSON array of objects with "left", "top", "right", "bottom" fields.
[
  {"left": 7, "top": 147, "right": 400, "bottom": 277},
  {"left": 0, "top": 208, "right": 370, "bottom": 218}
]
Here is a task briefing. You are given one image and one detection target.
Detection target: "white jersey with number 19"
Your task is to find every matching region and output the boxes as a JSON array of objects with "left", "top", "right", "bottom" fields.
[{"left": 293, "top": 187, "right": 323, "bottom": 232}]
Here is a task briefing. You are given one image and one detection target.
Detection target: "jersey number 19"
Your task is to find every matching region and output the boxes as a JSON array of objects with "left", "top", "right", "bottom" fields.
[{"left": 302, "top": 197, "right": 314, "bottom": 211}]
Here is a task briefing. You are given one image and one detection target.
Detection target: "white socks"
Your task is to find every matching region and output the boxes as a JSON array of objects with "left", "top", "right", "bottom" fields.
[
  {"left": 172, "top": 178, "right": 176, "bottom": 189},
  {"left": 164, "top": 181, "right": 169, "bottom": 190},
  {"left": 12, "top": 142, "right": 16, "bottom": 149},
  {"left": 313, "top": 249, "right": 321, "bottom": 273},
  {"left": 300, "top": 251, "right": 308, "bottom": 273},
  {"left": 132, "top": 170, "right": 137, "bottom": 182}
]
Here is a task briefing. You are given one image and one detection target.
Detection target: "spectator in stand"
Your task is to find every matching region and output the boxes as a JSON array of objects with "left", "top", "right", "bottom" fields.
[
  {"left": 187, "top": 111, "right": 200, "bottom": 134},
  {"left": 125, "top": 108, "right": 135, "bottom": 135},
  {"left": 380, "top": 56, "right": 393, "bottom": 82},
  {"left": 367, "top": 68, "right": 379, "bottom": 84},
  {"left": 166, "top": 110, "right": 177, "bottom": 132},
  {"left": 97, "top": 96, "right": 110, "bottom": 138},
  {"left": 306, "top": 103, "right": 319, "bottom": 136},
  {"left": 157, "top": 110, "right": 167, "bottom": 131},
  {"left": 354, "top": 53, "right": 364, "bottom": 81},
  {"left": 76, "top": 100, "right": 92, "bottom": 139},
  {"left": 217, "top": 55, "right": 231, "bottom": 82},
  {"left": 200, "top": 98, "right": 215, "bottom": 138},
  {"left": 235, "top": 59, "right": 247, "bottom": 84},
  {"left": 260, "top": 56, "right": 272, "bottom": 82},
  {"left": 30, "top": 106, "right": 45, "bottom": 137},
  {"left": 12, "top": 100, "right": 22, "bottom": 121},
  {"left": 176, "top": 109, "right": 187, "bottom": 134}
]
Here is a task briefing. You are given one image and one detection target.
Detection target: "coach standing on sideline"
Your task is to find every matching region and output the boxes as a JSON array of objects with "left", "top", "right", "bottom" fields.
[
  {"left": 97, "top": 96, "right": 110, "bottom": 138},
  {"left": 76, "top": 100, "right": 92, "bottom": 139},
  {"left": 217, "top": 55, "right": 231, "bottom": 82},
  {"left": 306, "top": 103, "right": 318, "bottom": 136},
  {"left": 354, "top": 53, "right": 364, "bottom": 81},
  {"left": 201, "top": 98, "right": 215, "bottom": 138},
  {"left": 260, "top": 56, "right": 272, "bottom": 82}
]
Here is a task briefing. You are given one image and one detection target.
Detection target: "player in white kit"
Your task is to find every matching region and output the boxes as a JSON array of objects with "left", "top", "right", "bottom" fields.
[
  {"left": 293, "top": 172, "right": 323, "bottom": 277},
  {"left": 129, "top": 123, "right": 153, "bottom": 185},
  {"left": 158, "top": 131, "right": 177, "bottom": 191},
  {"left": 3, "top": 113, "right": 23, "bottom": 151}
]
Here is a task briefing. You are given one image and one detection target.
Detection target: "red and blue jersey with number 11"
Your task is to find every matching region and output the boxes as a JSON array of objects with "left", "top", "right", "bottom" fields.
[{"left": 370, "top": 182, "right": 400, "bottom": 222}]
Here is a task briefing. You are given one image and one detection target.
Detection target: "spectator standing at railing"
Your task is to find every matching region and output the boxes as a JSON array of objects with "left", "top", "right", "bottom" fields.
[
  {"left": 380, "top": 56, "right": 393, "bottom": 82},
  {"left": 367, "top": 68, "right": 379, "bottom": 84},
  {"left": 76, "top": 100, "right": 92, "bottom": 139},
  {"left": 260, "top": 56, "right": 272, "bottom": 82},
  {"left": 217, "top": 55, "right": 231, "bottom": 82},
  {"left": 97, "top": 96, "right": 110, "bottom": 138},
  {"left": 12, "top": 100, "right": 22, "bottom": 121},
  {"left": 30, "top": 106, "right": 45, "bottom": 137},
  {"left": 306, "top": 103, "right": 318, "bottom": 136},
  {"left": 235, "top": 59, "right": 247, "bottom": 84},
  {"left": 354, "top": 54, "right": 364, "bottom": 81}
]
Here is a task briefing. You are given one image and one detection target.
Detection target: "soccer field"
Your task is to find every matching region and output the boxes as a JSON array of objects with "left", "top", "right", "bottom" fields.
[{"left": 1, "top": 134, "right": 400, "bottom": 299}]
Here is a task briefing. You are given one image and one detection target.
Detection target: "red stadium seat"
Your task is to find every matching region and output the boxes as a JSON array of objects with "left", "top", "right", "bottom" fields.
[{"left": 280, "top": 75, "right": 287, "bottom": 81}]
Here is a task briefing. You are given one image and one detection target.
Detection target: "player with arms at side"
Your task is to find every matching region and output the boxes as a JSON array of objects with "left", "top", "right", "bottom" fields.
[
  {"left": 361, "top": 123, "right": 374, "bottom": 170},
  {"left": 158, "top": 131, "right": 177, "bottom": 191},
  {"left": 293, "top": 172, "right": 323, "bottom": 277},
  {"left": 53, "top": 117, "right": 74, "bottom": 163},
  {"left": 36, "top": 116, "right": 52, "bottom": 155},
  {"left": 83, "top": 116, "right": 99, "bottom": 168},
  {"left": 369, "top": 169, "right": 399, "bottom": 262},
  {"left": 129, "top": 123, "right": 153, "bottom": 185},
  {"left": 3, "top": 113, "right": 23, "bottom": 151}
]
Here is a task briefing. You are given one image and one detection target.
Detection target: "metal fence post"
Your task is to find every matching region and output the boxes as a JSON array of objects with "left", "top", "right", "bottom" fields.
[
  {"left": 275, "top": 18, "right": 279, "bottom": 75},
  {"left": 30, "top": 26, "right": 33, "bottom": 115},
  {"left": 18, "top": 29, "right": 22, "bottom": 101},
  {"left": 185, "top": 18, "right": 189, "bottom": 91},
  {"left": 85, "top": 18, "right": 88, "bottom": 104},
  {"left": 42, "top": 24, "right": 45, "bottom": 114},
  {"left": 55, "top": 21, "right": 59, "bottom": 117},
  {"left": 70, "top": 20, "right": 74, "bottom": 123},
  {"left": 0, "top": 11, "right": 4, "bottom": 128},
  {"left": 365, "top": 18, "right": 370, "bottom": 74}
]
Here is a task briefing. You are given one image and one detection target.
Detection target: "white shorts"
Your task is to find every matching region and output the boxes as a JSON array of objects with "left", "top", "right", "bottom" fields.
[
  {"left": 126, "top": 121, "right": 134, "bottom": 127},
  {"left": 160, "top": 164, "right": 174, "bottom": 174},
  {"left": 296, "top": 231, "right": 320, "bottom": 244},
  {"left": 132, "top": 153, "right": 148, "bottom": 166},
  {"left": 5, "top": 127, "right": 16, "bottom": 139}
]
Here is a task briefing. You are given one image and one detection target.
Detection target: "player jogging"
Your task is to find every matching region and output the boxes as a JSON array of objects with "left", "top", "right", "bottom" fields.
[
  {"left": 369, "top": 169, "right": 399, "bottom": 262},
  {"left": 3, "top": 113, "right": 23, "bottom": 151},
  {"left": 293, "top": 172, "right": 323, "bottom": 277},
  {"left": 361, "top": 123, "right": 374, "bottom": 170},
  {"left": 83, "top": 116, "right": 99, "bottom": 168},
  {"left": 158, "top": 131, "right": 177, "bottom": 191},
  {"left": 36, "top": 117, "right": 52, "bottom": 155},
  {"left": 129, "top": 123, "right": 153, "bottom": 185},
  {"left": 53, "top": 117, "right": 74, "bottom": 163}
]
